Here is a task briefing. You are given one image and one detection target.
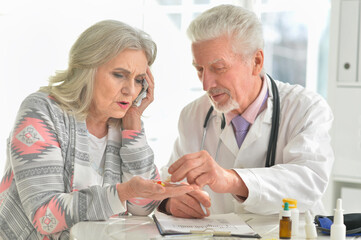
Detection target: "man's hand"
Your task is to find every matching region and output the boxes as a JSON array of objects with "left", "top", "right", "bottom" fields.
[
  {"left": 168, "top": 150, "right": 248, "bottom": 197},
  {"left": 165, "top": 189, "right": 211, "bottom": 218}
]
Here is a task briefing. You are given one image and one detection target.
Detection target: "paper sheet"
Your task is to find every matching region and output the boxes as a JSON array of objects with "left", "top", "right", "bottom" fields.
[{"left": 153, "top": 210, "right": 259, "bottom": 236}]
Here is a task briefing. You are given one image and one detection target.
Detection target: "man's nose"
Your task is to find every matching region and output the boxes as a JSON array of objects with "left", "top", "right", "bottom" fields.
[{"left": 201, "top": 70, "right": 217, "bottom": 91}]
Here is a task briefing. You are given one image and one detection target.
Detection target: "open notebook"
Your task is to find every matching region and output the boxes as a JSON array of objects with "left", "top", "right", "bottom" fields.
[{"left": 153, "top": 210, "right": 261, "bottom": 238}]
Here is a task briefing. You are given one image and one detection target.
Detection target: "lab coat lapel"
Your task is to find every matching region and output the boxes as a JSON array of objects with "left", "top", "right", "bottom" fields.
[
  {"left": 242, "top": 108, "right": 271, "bottom": 150},
  {"left": 220, "top": 123, "right": 238, "bottom": 158},
  {"left": 238, "top": 76, "right": 274, "bottom": 153},
  {"left": 218, "top": 107, "right": 272, "bottom": 159},
  {"left": 218, "top": 75, "right": 275, "bottom": 161}
]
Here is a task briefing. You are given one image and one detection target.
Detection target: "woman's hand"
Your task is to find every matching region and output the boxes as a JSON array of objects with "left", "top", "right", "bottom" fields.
[
  {"left": 117, "top": 176, "right": 198, "bottom": 201},
  {"left": 121, "top": 67, "right": 154, "bottom": 130}
]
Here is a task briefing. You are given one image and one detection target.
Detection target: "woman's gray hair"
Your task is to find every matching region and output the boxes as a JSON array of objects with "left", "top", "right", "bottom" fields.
[
  {"left": 187, "top": 4, "right": 264, "bottom": 59},
  {"left": 41, "top": 20, "right": 157, "bottom": 120}
]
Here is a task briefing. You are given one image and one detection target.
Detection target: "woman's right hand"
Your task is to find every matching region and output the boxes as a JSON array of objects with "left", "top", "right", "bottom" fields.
[{"left": 116, "top": 176, "right": 198, "bottom": 201}]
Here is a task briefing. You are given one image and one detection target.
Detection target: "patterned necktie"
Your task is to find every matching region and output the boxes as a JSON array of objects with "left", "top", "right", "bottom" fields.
[{"left": 231, "top": 115, "right": 250, "bottom": 148}]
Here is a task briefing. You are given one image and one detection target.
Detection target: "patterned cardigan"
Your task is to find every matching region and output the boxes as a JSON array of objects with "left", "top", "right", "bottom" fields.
[{"left": 0, "top": 91, "right": 160, "bottom": 240}]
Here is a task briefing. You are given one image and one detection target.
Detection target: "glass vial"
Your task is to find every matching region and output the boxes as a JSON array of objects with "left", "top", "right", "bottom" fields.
[
  {"left": 283, "top": 198, "right": 299, "bottom": 236},
  {"left": 279, "top": 202, "right": 292, "bottom": 239}
]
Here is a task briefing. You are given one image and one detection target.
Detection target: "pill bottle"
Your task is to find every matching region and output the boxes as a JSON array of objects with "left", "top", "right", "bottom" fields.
[
  {"left": 280, "top": 198, "right": 299, "bottom": 236},
  {"left": 279, "top": 202, "right": 292, "bottom": 239}
]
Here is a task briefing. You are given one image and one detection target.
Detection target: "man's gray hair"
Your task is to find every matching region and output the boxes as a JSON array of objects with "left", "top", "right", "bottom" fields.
[
  {"left": 187, "top": 4, "right": 264, "bottom": 58},
  {"left": 41, "top": 20, "right": 157, "bottom": 120}
]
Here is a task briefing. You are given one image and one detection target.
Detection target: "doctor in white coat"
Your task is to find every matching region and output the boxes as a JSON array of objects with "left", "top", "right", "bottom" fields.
[{"left": 159, "top": 4, "right": 334, "bottom": 218}]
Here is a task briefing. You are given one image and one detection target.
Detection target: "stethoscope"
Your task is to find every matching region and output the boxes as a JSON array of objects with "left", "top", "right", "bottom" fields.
[{"left": 200, "top": 74, "right": 280, "bottom": 167}]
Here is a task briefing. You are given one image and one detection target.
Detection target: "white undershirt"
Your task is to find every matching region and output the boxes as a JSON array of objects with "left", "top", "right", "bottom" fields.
[{"left": 73, "top": 133, "right": 107, "bottom": 190}]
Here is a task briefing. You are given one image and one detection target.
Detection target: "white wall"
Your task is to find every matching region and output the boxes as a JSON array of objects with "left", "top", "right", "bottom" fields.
[
  {"left": 0, "top": 0, "right": 214, "bottom": 175},
  {"left": 324, "top": 0, "right": 361, "bottom": 215},
  {"left": 0, "top": 0, "right": 142, "bottom": 173}
]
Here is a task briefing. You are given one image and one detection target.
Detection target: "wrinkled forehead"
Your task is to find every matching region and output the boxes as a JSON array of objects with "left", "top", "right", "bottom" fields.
[{"left": 191, "top": 36, "right": 238, "bottom": 65}]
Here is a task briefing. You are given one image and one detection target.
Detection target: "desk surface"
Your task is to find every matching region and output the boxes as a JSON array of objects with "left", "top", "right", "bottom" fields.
[{"left": 70, "top": 213, "right": 354, "bottom": 240}]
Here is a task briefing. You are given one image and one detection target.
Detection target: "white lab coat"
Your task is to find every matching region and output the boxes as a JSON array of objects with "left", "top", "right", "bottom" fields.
[{"left": 165, "top": 76, "right": 334, "bottom": 215}]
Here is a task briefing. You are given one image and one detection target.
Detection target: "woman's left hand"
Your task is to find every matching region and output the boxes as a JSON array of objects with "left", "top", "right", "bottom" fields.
[{"left": 122, "top": 67, "right": 154, "bottom": 130}]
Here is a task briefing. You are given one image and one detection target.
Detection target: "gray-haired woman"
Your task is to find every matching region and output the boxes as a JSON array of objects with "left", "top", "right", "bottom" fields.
[{"left": 0, "top": 20, "right": 196, "bottom": 239}]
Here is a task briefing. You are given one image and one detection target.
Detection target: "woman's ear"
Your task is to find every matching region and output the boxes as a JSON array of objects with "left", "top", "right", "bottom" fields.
[{"left": 252, "top": 49, "right": 264, "bottom": 76}]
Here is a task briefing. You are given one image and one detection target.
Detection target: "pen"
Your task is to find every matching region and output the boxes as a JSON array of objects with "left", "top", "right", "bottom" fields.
[{"left": 200, "top": 204, "right": 207, "bottom": 215}]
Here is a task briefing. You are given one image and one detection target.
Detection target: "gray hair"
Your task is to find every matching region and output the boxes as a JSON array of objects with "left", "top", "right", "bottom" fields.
[
  {"left": 41, "top": 20, "right": 157, "bottom": 120},
  {"left": 187, "top": 4, "right": 264, "bottom": 59}
]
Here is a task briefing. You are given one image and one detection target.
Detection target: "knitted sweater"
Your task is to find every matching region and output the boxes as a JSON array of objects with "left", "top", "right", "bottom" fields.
[{"left": 0, "top": 91, "right": 160, "bottom": 239}]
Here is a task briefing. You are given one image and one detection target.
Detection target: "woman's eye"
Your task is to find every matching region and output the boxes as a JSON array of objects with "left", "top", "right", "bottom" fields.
[
  {"left": 135, "top": 78, "right": 144, "bottom": 85},
  {"left": 113, "top": 72, "right": 124, "bottom": 78}
]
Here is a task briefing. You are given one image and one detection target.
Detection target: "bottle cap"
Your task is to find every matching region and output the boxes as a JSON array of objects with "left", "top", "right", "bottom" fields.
[
  {"left": 282, "top": 198, "right": 297, "bottom": 208},
  {"left": 281, "top": 202, "right": 291, "bottom": 217},
  {"left": 333, "top": 198, "right": 344, "bottom": 224},
  {"left": 305, "top": 210, "right": 318, "bottom": 239}
]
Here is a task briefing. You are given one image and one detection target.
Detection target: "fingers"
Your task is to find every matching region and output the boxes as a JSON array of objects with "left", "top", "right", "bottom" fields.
[
  {"left": 168, "top": 152, "right": 197, "bottom": 173},
  {"left": 168, "top": 152, "right": 205, "bottom": 182},
  {"left": 137, "top": 177, "right": 165, "bottom": 192},
  {"left": 143, "top": 67, "right": 154, "bottom": 103},
  {"left": 168, "top": 192, "right": 210, "bottom": 218},
  {"left": 162, "top": 184, "right": 197, "bottom": 199},
  {"left": 129, "top": 176, "right": 164, "bottom": 196},
  {"left": 169, "top": 151, "right": 219, "bottom": 186},
  {"left": 146, "top": 67, "right": 154, "bottom": 86},
  {"left": 193, "top": 172, "right": 216, "bottom": 188},
  {"left": 187, "top": 189, "right": 211, "bottom": 208},
  {"left": 186, "top": 168, "right": 210, "bottom": 186},
  {"left": 168, "top": 199, "right": 195, "bottom": 218},
  {"left": 134, "top": 67, "right": 154, "bottom": 113},
  {"left": 129, "top": 177, "right": 199, "bottom": 200}
]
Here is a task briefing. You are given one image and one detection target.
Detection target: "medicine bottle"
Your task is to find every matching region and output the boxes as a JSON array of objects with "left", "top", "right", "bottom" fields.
[
  {"left": 331, "top": 198, "right": 346, "bottom": 240},
  {"left": 282, "top": 198, "right": 299, "bottom": 236},
  {"left": 279, "top": 202, "right": 292, "bottom": 239}
]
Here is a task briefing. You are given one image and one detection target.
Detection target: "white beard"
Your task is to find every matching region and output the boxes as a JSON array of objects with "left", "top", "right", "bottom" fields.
[{"left": 207, "top": 88, "right": 239, "bottom": 113}]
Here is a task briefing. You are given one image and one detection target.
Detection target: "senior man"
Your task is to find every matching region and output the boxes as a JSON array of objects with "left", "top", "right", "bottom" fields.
[{"left": 159, "top": 4, "right": 334, "bottom": 218}]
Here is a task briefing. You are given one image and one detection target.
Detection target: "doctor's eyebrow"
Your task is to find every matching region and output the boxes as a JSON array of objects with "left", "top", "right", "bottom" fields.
[
  {"left": 192, "top": 58, "right": 225, "bottom": 67},
  {"left": 209, "top": 58, "right": 225, "bottom": 65}
]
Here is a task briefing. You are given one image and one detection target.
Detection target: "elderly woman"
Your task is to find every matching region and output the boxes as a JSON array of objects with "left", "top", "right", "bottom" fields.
[{"left": 0, "top": 20, "right": 195, "bottom": 239}]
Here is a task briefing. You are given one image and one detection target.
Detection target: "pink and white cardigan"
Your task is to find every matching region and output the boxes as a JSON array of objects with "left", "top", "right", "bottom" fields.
[{"left": 0, "top": 91, "right": 160, "bottom": 239}]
